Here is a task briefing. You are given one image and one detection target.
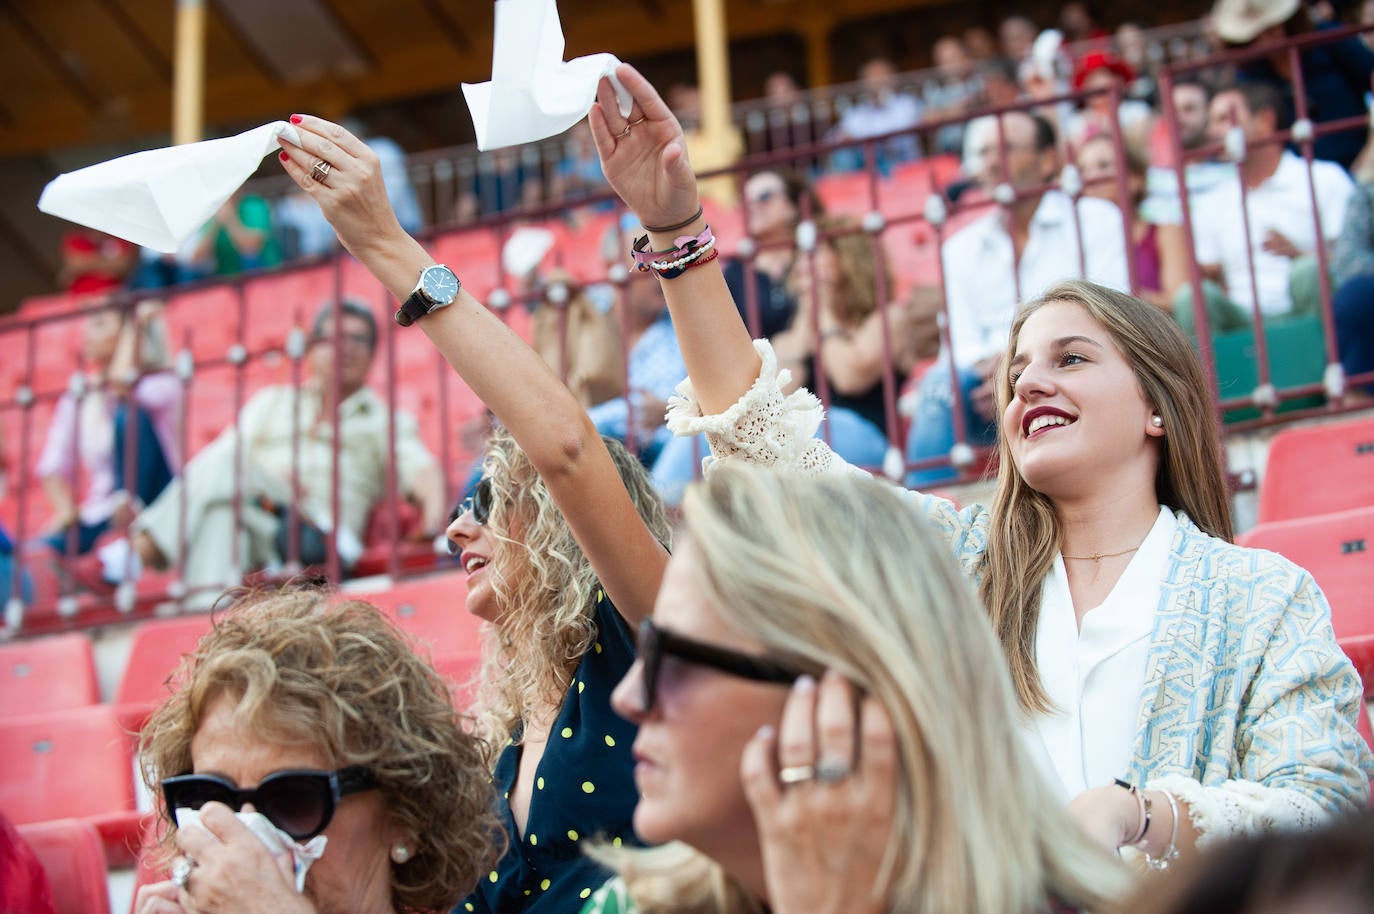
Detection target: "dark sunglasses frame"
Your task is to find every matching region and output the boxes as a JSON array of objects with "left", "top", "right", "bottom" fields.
[
  {"left": 636, "top": 618, "right": 811, "bottom": 712},
  {"left": 446, "top": 478, "right": 493, "bottom": 554},
  {"left": 161, "top": 765, "right": 378, "bottom": 841}
]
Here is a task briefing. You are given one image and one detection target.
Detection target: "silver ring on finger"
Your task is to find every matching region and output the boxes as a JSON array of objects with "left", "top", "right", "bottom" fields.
[
  {"left": 778, "top": 764, "right": 815, "bottom": 785},
  {"left": 815, "top": 758, "right": 852, "bottom": 784},
  {"left": 171, "top": 856, "right": 196, "bottom": 889},
  {"left": 311, "top": 158, "right": 333, "bottom": 184}
]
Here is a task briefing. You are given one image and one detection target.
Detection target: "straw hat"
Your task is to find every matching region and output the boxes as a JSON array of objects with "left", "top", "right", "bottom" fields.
[{"left": 1211, "top": 0, "right": 1301, "bottom": 45}]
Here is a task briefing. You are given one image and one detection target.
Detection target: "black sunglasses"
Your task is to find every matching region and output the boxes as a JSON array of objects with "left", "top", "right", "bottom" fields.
[
  {"left": 446, "top": 478, "right": 493, "bottom": 554},
  {"left": 161, "top": 766, "right": 378, "bottom": 841},
  {"left": 634, "top": 618, "right": 811, "bottom": 712}
]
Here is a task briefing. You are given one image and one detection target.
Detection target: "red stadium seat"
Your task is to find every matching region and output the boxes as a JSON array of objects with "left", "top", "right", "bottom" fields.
[
  {"left": 113, "top": 614, "right": 214, "bottom": 734},
  {"left": 1237, "top": 505, "right": 1374, "bottom": 642},
  {"left": 0, "top": 704, "right": 141, "bottom": 866},
  {"left": 0, "top": 633, "right": 100, "bottom": 719},
  {"left": 1341, "top": 633, "right": 1374, "bottom": 695},
  {"left": 1258, "top": 415, "right": 1374, "bottom": 524},
  {"left": 360, "top": 570, "right": 482, "bottom": 661},
  {"left": 16, "top": 819, "right": 111, "bottom": 914}
]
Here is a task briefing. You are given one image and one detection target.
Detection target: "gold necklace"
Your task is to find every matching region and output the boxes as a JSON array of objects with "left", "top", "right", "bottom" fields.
[{"left": 1062, "top": 546, "right": 1142, "bottom": 562}]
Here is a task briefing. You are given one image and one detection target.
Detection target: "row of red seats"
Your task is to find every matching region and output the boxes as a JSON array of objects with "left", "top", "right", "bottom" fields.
[
  {"left": 1236, "top": 414, "right": 1374, "bottom": 708},
  {"left": 0, "top": 568, "right": 481, "bottom": 876}
]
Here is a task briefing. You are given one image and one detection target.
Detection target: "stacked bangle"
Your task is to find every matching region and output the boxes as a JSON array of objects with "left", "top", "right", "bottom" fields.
[
  {"left": 1145, "top": 790, "right": 1182, "bottom": 871},
  {"left": 1113, "top": 779, "right": 1151, "bottom": 846},
  {"left": 631, "top": 226, "right": 718, "bottom": 280},
  {"left": 1114, "top": 779, "right": 1182, "bottom": 870},
  {"left": 643, "top": 205, "right": 704, "bottom": 234}
]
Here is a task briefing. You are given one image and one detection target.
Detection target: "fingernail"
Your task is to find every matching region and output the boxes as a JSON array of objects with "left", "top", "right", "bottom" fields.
[
  {"left": 794, "top": 675, "right": 816, "bottom": 693},
  {"left": 290, "top": 114, "right": 303, "bottom": 124},
  {"left": 755, "top": 724, "right": 774, "bottom": 741},
  {"left": 278, "top": 151, "right": 288, "bottom": 162}
]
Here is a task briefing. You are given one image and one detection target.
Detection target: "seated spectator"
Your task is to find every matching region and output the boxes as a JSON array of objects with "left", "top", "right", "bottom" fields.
[
  {"left": 829, "top": 56, "right": 922, "bottom": 172},
  {"left": 977, "top": 56, "right": 1024, "bottom": 109},
  {"left": 135, "top": 585, "right": 501, "bottom": 914},
  {"left": 276, "top": 190, "right": 341, "bottom": 261},
  {"left": 1114, "top": 815, "right": 1374, "bottom": 914},
  {"left": 1114, "top": 22, "right": 1159, "bottom": 105},
  {"left": 1075, "top": 129, "right": 1186, "bottom": 308},
  {"left": 1059, "top": 1, "right": 1108, "bottom": 43},
  {"left": 585, "top": 217, "right": 687, "bottom": 465},
  {"left": 0, "top": 420, "right": 33, "bottom": 608},
  {"left": 724, "top": 168, "right": 820, "bottom": 338},
  {"left": 192, "top": 189, "right": 282, "bottom": 277},
  {"left": 1329, "top": 129, "right": 1374, "bottom": 393},
  {"left": 58, "top": 227, "right": 135, "bottom": 297},
  {"left": 550, "top": 119, "right": 612, "bottom": 210},
  {"left": 922, "top": 36, "right": 982, "bottom": 155},
  {"left": 1174, "top": 81, "right": 1354, "bottom": 338},
  {"left": 582, "top": 467, "right": 1129, "bottom": 914},
  {"left": 1213, "top": 0, "right": 1374, "bottom": 170},
  {"left": 999, "top": 15, "right": 1038, "bottom": 66},
  {"left": 904, "top": 111, "right": 1128, "bottom": 487},
  {"left": 37, "top": 300, "right": 181, "bottom": 570},
  {"left": 1062, "top": 51, "right": 1155, "bottom": 148},
  {"left": 342, "top": 118, "right": 424, "bottom": 234},
  {"left": 456, "top": 147, "right": 545, "bottom": 223},
  {"left": 129, "top": 300, "right": 445, "bottom": 600},
  {"left": 963, "top": 25, "right": 997, "bottom": 62}
]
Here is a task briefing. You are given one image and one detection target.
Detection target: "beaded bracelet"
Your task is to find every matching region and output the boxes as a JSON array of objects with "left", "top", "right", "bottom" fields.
[
  {"left": 1145, "top": 790, "right": 1182, "bottom": 871},
  {"left": 631, "top": 226, "right": 717, "bottom": 280}
]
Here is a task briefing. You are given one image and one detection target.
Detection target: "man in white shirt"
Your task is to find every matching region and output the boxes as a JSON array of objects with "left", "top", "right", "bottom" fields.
[
  {"left": 830, "top": 57, "right": 922, "bottom": 171},
  {"left": 1176, "top": 80, "right": 1355, "bottom": 336},
  {"left": 905, "top": 111, "right": 1130, "bottom": 486}
]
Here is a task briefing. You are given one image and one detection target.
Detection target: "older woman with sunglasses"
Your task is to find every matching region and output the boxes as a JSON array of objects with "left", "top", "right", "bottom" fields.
[
  {"left": 579, "top": 465, "right": 1128, "bottom": 914},
  {"left": 134, "top": 585, "right": 501, "bottom": 914},
  {"left": 277, "top": 116, "right": 671, "bottom": 913}
]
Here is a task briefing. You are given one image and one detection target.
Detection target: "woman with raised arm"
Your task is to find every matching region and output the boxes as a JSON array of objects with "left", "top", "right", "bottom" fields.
[
  {"left": 587, "top": 63, "right": 1373, "bottom": 873},
  {"left": 275, "top": 115, "right": 671, "bottom": 914}
]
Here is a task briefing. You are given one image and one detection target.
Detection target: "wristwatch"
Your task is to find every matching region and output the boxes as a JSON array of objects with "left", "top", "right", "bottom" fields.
[{"left": 395, "top": 264, "right": 461, "bottom": 327}]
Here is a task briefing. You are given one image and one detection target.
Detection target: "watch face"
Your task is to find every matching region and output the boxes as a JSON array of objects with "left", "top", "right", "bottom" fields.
[{"left": 422, "top": 265, "right": 460, "bottom": 304}]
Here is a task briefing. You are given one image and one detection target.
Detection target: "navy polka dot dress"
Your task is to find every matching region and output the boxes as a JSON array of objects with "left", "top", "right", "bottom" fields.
[{"left": 457, "top": 590, "right": 642, "bottom": 913}]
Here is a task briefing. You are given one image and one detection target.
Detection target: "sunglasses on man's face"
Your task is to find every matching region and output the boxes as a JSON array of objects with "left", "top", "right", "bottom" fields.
[
  {"left": 161, "top": 766, "right": 378, "bottom": 842},
  {"left": 446, "top": 478, "right": 493, "bottom": 554},
  {"left": 633, "top": 618, "right": 812, "bottom": 713}
]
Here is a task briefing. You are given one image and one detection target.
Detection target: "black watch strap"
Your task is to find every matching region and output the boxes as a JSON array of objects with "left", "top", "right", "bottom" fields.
[{"left": 395, "top": 290, "right": 432, "bottom": 327}]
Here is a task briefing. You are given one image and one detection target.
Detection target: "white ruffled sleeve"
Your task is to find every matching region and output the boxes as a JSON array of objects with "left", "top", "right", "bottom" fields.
[
  {"left": 1148, "top": 775, "right": 1330, "bottom": 849},
  {"left": 664, "top": 339, "right": 865, "bottom": 481}
]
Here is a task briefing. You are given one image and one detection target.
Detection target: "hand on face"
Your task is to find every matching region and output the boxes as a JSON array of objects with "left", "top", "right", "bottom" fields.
[
  {"left": 277, "top": 116, "right": 405, "bottom": 262},
  {"left": 170, "top": 801, "right": 312, "bottom": 914},
  {"left": 588, "top": 64, "right": 701, "bottom": 231},
  {"left": 740, "top": 671, "right": 897, "bottom": 914}
]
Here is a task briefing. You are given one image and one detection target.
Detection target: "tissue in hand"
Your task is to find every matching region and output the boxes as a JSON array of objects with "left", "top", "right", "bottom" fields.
[{"left": 174, "top": 808, "right": 327, "bottom": 892}]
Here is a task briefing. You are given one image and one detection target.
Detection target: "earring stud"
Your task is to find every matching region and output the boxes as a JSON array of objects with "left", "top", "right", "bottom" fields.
[
  {"left": 391, "top": 845, "right": 410, "bottom": 863},
  {"left": 1151, "top": 415, "right": 1164, "bottom": 428}
]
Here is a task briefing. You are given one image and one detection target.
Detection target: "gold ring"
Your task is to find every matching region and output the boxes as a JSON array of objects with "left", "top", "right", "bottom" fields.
[
  {"left": 778, "top": 764, "right": 815, "bottom": 785},
  {"left": 311, "top": 159, "right": 332, "bottom": 183},
  {"left": 617, "top": 116, "right": 647, "bottom": 139}
]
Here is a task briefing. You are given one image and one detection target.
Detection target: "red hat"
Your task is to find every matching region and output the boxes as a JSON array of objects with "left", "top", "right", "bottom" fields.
[{"left": 1072, "top": 50, "right": 1136, "bottom": 91}]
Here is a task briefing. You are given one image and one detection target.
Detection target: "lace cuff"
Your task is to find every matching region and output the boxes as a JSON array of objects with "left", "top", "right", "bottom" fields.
[
  {"left": 664, "top": 339, "right": 860, "bottom": 480},
  {"left": 1148, "top": 774, "right": 1331, "bottom": 848}
]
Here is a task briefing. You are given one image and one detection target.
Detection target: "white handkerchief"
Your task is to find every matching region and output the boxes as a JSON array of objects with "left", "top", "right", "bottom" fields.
[
  {"left": 462, "top": 0, "right": 632, "bottom": 151},
  {"left": 38, "top": 122, "right": 302, "bottom": 254},
  {"left": 175, "top": 808, "right": 326, "bottom": 892}
]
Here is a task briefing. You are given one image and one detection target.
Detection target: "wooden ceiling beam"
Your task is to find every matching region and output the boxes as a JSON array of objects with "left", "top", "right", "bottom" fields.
[
  {"left": 314, "top": 0, "right": 379, "bottom": 68},
  {"left": 94, "top": 0, "right": 172, "bottom": 84},
  {"left": 0, "top": 2, "right": 104, "bottom": 112},
  {"left": 205, "top": 0, "right": 287, "bottom": 86},
  {"left": 418, "top": 0, "right": 471, "bottom": 53}
]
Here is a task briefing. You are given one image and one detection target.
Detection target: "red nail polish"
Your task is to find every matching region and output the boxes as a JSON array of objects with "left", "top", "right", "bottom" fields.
[
  {"left": 279, "top": 151, "right": 288, "bottom": 162},
  {"left": 289, "top": 114, "right": 302, "bottom": 124}
]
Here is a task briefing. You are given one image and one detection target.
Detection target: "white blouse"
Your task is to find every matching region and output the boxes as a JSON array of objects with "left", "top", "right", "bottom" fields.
[{"left": 1019, "top": 506, "right": 1177, "bottom": 801}]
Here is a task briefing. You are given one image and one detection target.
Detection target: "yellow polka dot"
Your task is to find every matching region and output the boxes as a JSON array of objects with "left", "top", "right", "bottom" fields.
[
  {"left": 465, "top": 905, "right": 474, "bottom": 912},
  {"left": 529, "top": 833, "right": 538, "bottom": 845},
  {"left": 581, "top": 781, "right": 595, "bottom": 794},
  {"left": 595, "top": 642, "right": 603, "bottom": 654},
  {"left": 536, "top": 776, "right": 545, "bottom": 789},
  {"left": 561, "top": 726, "right": 573, "bottom": 738},
  {"left": 567, "top": 829, "right": 580, "bottom": 841},
  {"left": 541, "top": 878, "right": 551, "bottom": 890},
  {"left": 578, "top": 681, "right": 585, "bottom": 693},
  {"left": 488, "top": 870, "right": 499, "bottom": 883},
  {"left": 524, "top": 890, "right": 531, "bottom": 896},
  {"left": 596, "top": 588, "right": 605, "bottom": 602},
  {"left": 580, "top": 888, "right": 593, "bottom": 900},
  {"left": 604, "top": 734, "right": 616, "bottom": 747},
  {"left": 612, "top": 836, "right": 622, "bottom": 847}
]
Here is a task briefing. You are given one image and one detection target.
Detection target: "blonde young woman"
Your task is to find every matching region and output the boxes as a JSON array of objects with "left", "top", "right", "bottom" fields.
[
  {"left": 585, "top": 63, "right": 1372, "bottom": 877},
  {"left": 276, "top": 118, "right": 671, "bottom": 913},
  {"left": 581, "top": 465, "right": 1128, "bottom": 914}
]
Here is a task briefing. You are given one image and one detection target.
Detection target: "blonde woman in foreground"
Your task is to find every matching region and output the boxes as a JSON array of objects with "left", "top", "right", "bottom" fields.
[
  {"left": 581, "top": 465, "right": 1129, "bottom": 914},
  {"left": 586, "top": 62, "right": 1372, "bottom": 875}
]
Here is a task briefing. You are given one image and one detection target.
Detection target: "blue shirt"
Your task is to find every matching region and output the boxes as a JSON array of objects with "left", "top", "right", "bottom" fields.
[{"left": 586, "top": 311, "right": 685, "bottom": 452}]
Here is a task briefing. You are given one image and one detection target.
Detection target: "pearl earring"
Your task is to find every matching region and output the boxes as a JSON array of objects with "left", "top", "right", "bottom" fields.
[
  {"left": 391, "top": 845, "right": 410, "bottom": 864},
  {"left": 1151, "top": 415, "right": 1164, "bottom": 428}
]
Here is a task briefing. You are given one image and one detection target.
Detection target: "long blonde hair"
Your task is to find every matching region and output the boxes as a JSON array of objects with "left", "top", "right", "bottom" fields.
[
  {"left": 980, "top": 280, "right": 1233, "bottom": 711},
  {"left": 472, "top": 427, "right": 670, "bottom": 749},
  {"left": 599, "top": 465, "right": 1130, "bottom": 914}
]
